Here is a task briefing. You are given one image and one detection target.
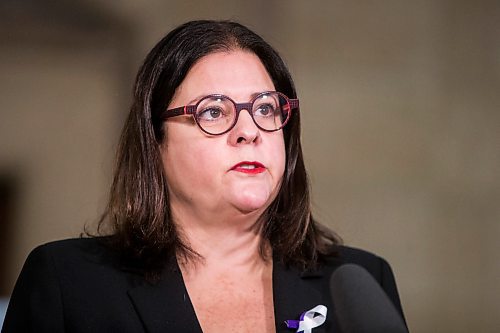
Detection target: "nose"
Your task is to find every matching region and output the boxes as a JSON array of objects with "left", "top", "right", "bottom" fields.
[{"left": 227, "top": 108, "right": 260, "bottom": 145}]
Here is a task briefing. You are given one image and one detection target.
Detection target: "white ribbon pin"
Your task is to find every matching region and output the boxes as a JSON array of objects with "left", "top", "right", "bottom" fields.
[{"left": 285, "top": 305, "right": 327, "bottom": 333}]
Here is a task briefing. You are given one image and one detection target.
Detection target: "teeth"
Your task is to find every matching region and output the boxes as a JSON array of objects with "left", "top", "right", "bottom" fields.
[{"left": 240, "top": 164, "right": 256, "bottom": 169}]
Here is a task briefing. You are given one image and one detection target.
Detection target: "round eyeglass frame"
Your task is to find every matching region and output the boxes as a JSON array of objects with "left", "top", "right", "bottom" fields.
[{"left": 160, "top": 91, "right": 299, "bottom": 136}]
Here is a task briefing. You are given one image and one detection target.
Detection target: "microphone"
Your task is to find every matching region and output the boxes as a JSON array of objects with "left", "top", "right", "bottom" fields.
[{"left": 330, "top": 264, "right": 408, "bottom": 333}]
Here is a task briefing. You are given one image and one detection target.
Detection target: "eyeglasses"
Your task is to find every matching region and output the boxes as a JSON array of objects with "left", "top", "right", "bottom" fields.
[{"left": 160, "top": 91, "right": 299, "bottom": 135}]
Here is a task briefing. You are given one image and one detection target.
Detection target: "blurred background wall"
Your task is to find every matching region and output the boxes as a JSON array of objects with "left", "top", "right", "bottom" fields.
[{"left": 1, "top": 0, "right": 499, "bottom": 332}]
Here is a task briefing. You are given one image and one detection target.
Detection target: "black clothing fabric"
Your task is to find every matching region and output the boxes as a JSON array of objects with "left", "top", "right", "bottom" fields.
[{"left": 2, "top": 238, "right": 405, "bottom": 332}]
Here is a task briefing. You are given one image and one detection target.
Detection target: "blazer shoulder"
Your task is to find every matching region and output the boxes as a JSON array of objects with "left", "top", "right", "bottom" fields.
[
  {"left": 28, "top": 237, "right": 121, "bottom": 272},
  {"left": 338, "top": 245, "right": 387, "bottom": 266},
  {"left": 34, "top": 237, "right": 105, "bottom": 252},
  {"left": 3, "top": 238, "right": 106, "bottom": 332},
  {"left": 337, "top": 245, "right": 381, "bottom": 261},
  {"left": 326, "top": 245, "right": 391, "bottom": 283}
]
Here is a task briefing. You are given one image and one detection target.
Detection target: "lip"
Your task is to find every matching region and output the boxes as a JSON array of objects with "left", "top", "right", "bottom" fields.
[{"left": 230, "top": 161, "right": 266, "bottom": 174}]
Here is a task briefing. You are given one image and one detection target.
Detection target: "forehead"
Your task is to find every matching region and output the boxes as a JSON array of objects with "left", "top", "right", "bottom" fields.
[{"left": 171, "top": 50, "right": 276, "bottom": 106}]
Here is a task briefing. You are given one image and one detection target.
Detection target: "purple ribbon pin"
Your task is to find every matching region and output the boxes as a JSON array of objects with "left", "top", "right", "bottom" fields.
[{"left": 285, "top": 305, "right": 327, "bottom": 333}]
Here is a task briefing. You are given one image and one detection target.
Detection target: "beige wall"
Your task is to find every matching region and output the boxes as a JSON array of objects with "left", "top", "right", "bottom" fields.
[{"left": 1, "top": 1, "right": 499, "bottom": 332}]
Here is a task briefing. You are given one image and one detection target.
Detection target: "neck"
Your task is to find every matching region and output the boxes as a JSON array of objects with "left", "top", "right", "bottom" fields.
[{"left": 172, "top": 203, "right": 270, "bottom": 269}]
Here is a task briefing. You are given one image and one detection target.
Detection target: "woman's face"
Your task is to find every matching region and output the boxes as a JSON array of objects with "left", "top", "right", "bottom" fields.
[{"left": 161, "top": 50, "right": 286, "bottom": 222}]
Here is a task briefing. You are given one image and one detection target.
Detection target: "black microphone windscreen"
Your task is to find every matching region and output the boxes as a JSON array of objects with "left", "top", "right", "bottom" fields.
[{"left": 330, "top": 264, "right": 408, "bottom": 333}]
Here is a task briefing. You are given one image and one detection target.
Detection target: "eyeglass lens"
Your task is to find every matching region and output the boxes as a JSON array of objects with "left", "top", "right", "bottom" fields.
[{"left": 194, "top": 92, "right": 289, "bottom": 135}]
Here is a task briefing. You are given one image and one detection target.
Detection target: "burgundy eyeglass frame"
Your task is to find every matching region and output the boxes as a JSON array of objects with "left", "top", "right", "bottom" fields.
[{"left": 160, "top": 91, "right": 299, "bottom": 136}]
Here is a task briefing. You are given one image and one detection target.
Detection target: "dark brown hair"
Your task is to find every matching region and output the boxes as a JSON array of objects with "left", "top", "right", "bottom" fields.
[{"left": 98, "top": 20, "right": 340, "bottom": 274}]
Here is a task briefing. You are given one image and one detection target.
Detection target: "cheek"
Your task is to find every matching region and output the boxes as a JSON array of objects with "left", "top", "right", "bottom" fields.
[
  {"left": 165, "top": 146, "right": 204, "bottom": 177},
  {"left": 162, "top": 135, "right": 223, "bottom": 196}
]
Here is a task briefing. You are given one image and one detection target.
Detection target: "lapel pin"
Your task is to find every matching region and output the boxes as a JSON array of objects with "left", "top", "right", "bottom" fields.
[{"left": 285, "top": 305, "right": 327, "bottom": 333}]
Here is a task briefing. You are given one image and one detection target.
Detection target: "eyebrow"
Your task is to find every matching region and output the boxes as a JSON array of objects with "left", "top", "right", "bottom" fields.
[{"left": 186, "top": 91, "right": 269, "bottom": 105}]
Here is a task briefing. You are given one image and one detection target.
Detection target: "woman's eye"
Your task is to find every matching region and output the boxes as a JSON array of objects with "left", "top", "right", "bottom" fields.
[
  {"left": 255, "top": 104, "right": 276, "bottom": 117},
  {"left": 198, "top": 107, "right": 225, "bottom": 121}
]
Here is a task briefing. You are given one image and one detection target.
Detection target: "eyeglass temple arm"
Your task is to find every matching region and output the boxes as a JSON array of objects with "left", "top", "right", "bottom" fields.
[
  {"left": 289, "top": 99, "right": 299, "bottom": 110},
  {"left": 161, "top": 105, "right": 197, "bottom": 119}
]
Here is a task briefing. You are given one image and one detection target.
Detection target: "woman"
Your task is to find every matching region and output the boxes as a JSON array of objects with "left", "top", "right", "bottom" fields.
[{"left": 3, "top": 20, "right": 405, "bottom": 332}]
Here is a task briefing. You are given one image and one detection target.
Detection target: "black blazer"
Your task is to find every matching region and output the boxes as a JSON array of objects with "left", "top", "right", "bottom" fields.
[{"left": 2, "top": 238, "right": 405, "bottom": 332}]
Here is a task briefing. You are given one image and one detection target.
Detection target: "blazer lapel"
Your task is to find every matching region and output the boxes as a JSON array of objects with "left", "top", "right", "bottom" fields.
[
  {"left": 273, "top": 261, "right": 328, "bottom": 333},
  {"left": 127, "top": 260, "right": 203, "bottom": 333}
]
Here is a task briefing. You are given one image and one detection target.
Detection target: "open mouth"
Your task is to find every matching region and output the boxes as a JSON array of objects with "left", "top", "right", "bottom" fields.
[{"left": 231, "top": 161, "right": 266, "bottom": 174}]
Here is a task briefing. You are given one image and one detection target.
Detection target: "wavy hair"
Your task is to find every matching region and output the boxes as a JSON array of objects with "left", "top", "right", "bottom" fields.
[{"left": 97, "top": 20, "right": 340, "bottom": 275}]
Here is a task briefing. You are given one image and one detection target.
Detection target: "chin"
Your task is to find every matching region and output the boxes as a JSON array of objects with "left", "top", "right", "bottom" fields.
[
  {"left": 237, "top": 202, "right": 267, "bottom": 214},
  {"left": 231, "top": 196, "right": 270, "bottom": 215},
  {"left": 226, "top": 182, "right": 278, "bottom": 215}
]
